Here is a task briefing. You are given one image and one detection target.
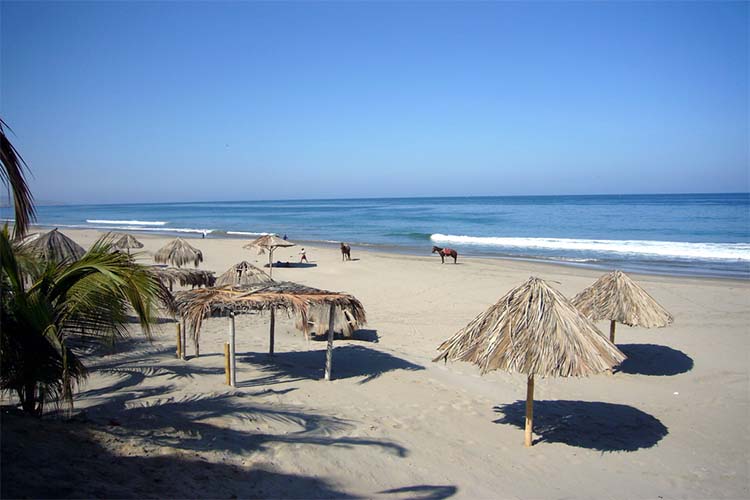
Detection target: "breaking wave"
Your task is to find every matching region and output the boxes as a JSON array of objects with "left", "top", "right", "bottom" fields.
[
  {"left": 87, "top": 219, "right": 167, "bottom": 226},
  {"left": 430, "top": 234, "right": 750, "bottom": 261}
]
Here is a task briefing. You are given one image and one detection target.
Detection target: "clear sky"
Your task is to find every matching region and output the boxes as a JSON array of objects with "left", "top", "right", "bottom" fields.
[{"left": 1, "top": 1, "right": 747, "bottom": 204}]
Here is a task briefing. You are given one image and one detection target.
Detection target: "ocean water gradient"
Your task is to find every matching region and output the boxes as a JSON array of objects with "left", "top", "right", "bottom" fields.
[{"left": 19, "top": 193, "right": 750, "bottom": 278}]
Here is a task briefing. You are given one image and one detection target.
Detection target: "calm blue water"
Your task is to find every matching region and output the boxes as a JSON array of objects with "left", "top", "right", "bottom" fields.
[{"left": 18, "top": 193, "right": 750, "bottom": 278}]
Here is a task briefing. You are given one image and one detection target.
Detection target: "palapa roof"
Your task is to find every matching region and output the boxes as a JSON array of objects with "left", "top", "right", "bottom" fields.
[
  {"left": 113, "top": 233, "right": 144, "bottom": 251},
  {"left": 154, "top": 237, "right": 203, "bottom": 268},
  {"left": 25, "top": 228, "right": 85, "bottom": 263},
  {"left": 571, "top": 270, "right": 673, "bottom": 328},
  {"left": 243, "top": 234, "right": 295, "bottom": 253},
  {"left": 215, "top": 261, "right": 272, "bottom": 287},
  {"left": 174, "top": 281, "right": 366, "bottom": 340},
  {"left": 434, "top": 277, "right": 625, "bottom": 377},
  {"left": 149, "top": 266, "right": 216, "bottom": 288}
]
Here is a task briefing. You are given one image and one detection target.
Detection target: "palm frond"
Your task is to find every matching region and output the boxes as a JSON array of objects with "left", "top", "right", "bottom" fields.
[{"left": 0, "top": 119, "right": 35, "bottom": 239}]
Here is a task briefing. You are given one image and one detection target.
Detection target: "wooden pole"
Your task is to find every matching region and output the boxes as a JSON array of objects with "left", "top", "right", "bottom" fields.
[
  {"left": 524, "top": 374, "right": 534, "bottom": 447},
  {"left": 268, "top": 308, "right": 276, "bottom": 356},
  {"left": 609, "top": 320, "right": 616, "bottom": 344},
  {"left": 181, "top": 319, "right": 187, "bottom": 360},
  {"left": 228, "top": 313, "right": 236, "bottom": 387},
  {"left": 324, "top": 305, "right": 335, "bottom": 381},
  {"left": 176, "top": 322, "right": 182, "bottom": 359},
  {"left": 224, "top": 342, "right": 230, "bottom": 385},
  {"left": 268, "top": 248, "right": 274, "bottom": 279}
]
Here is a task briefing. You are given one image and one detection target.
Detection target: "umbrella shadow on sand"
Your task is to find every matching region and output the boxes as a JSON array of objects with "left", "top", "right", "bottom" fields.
[
  {"left": 493, "top": 400, "right": 668, "bottom": 451},
  {"left": 238, "top": 345, "right": 424, "bottom": 387},
  {"left": 615, "top": 344, "right": 694, "bottom": 376}
]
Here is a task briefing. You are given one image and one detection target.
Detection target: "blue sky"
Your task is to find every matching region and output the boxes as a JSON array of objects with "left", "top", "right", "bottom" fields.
[{"left": 2, "top": 1, "right": 747, "bottom": 204}]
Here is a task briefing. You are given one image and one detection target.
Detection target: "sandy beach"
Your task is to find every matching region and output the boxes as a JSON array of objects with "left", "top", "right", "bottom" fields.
[{"left": 2, "top": 228, "right": 749, "bottom": 499}]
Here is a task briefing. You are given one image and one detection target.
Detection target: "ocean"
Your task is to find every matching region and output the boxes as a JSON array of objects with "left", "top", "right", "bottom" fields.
[{"left": 19, "top": 193, "right": 750, "bottom": 279}]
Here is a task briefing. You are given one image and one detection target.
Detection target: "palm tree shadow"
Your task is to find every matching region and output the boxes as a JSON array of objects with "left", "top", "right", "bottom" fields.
[
  {"left": 238, "top": 345, "right": 424, "bottom": 386},
  {"left": 616, "top": 344, "right": 694, "bottom": 376},
  {"left": 493, "top": 400, "right": 668, "bottom": 451},
  {"left": 2, "top": 411, "right": 359, "bottom": 499}
]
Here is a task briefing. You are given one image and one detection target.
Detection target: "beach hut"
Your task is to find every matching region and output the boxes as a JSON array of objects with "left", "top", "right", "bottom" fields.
[
  {"left": 113, "top": 233, "right": 143, "bottom": 255},
  {"left": 174, "top": 282, "right": 366, "bottom": 385},
  {"left": 244, "top": 234, "right": 295, "bottom": 278},
  {"left": 571, "top": 270, "right": 673, "bottom": 343},
  {"left": 25, "top": 228, "right": 85, "bottom": 263},
  {"left": 434, "top": 276, "right": 625, "bottom": 447},
  {"left": 154, "top": 237, "right": 203, "bottom": 268},
  {"left": 215, "top": 261, "right": 273, "bottom": 287}
]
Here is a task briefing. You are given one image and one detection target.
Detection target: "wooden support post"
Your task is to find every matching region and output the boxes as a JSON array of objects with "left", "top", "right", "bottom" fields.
[
  {"left": 268, "top": 249, "right": 274, "bottom": 279},
  {"left": 228, "top": 313, "right": 236, "bottom": 387},
  {"left": 609, "top": 320, "right": 616, "bottom": 344},
  {"left": 524, "top": 374, "right": 535, "bottom": 447},
  {"left": 324, "top": 305, "right": 335, "bottom": 381},
  {"left": 176, "top": 322, "right": 182, "bottom": 359},
  {"left": 268, "top": 308, "right": 276, "bottom": 356},
  {"left": 181, "top": 319, "right": 187, "bottom": 360},
  {"left": 224, "top": 342, "right": 231, "bottom": 385}
]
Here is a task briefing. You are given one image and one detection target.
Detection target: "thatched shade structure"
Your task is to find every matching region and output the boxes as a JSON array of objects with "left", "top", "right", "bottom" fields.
[
  {"left": 25, "top": 228, "right": 85, "bottom": 263},
  {"left": 174, "top": 282, "right": 366, "bottom": 385},
  {"left": 434, "top": 276, "right": 625, "bottom": 447},
  {"left": 149, "top": 267, "right": 216, "bottom": 289},
  {"left": 154, "top": 238, "right": 203, "bottom": 268},
  {"left": 216, "top": 261, "right": 273, "bottom": 287},
  {"left": 244, "top": 234, "right": 295, "bottom": 278},
  {"left": 113, "top": 233, "right": 143, "bottom": 254},
  {"left": 571, "top": 270, "right": 674, "bottom": 343}
]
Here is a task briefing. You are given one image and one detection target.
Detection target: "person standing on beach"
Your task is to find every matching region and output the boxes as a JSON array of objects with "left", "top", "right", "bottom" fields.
[{"left": 299, "top": 247, "right": 308, "bottom": 263}]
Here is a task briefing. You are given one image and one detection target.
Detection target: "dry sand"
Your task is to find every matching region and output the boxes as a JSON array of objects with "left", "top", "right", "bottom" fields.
[{"left": 3, "top": 228, "right": 749, "bottom": 499}]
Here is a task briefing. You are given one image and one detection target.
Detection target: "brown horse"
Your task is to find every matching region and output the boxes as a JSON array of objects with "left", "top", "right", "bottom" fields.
[
  {"left": 432, "top": 245, "right": 458, "bottom": 264},
  {"left": 340, "top": 242, "right": 351, "bottom": 261}
]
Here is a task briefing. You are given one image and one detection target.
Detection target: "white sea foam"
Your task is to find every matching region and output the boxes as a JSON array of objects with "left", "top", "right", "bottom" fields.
[
  {"left": 226, "top": 231, "right": 270, "bottom": 236},
  {"left": 87, "top": 219, "right": 167, "bottom": 226},
  {"left": 57, "top": 223, "right": 212, "bottom": 234},
  {"left": 430, "top": 234, "right": 750, "bottom": 261}
]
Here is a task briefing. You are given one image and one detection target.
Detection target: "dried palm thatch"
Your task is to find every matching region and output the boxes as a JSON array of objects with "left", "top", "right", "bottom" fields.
[
  {"left": 154, "top": 238, "right": 203, "bottom": 268},
  {"left": 434, "top": 276, "right": 625, "bottom": 447},
  {"left": 243, "top": 234, "right": 295, "bottom": 278},
  {"left": 215, "top": 261, "right": 272, "bottom": 287},
  {"left": 174, "top": 281, "right": 366, "bottom": 383},
  {"left": 113, "top": 233, "right": 144, "bottom": 253},
  {"left": 149, "top": 267, "right": 216, "bottom": 289},
  {"left": 175, "top": 281, "right": 365, "bottom": 341},
  {"left": 24, "top": 228, "right": 85, "bottom": 264},
  {"left": 302, "top": 304, "right": 360, "bottom": 338},
  {"left": 571, "top": 270, "right": 673, "bottom": 343},
  {"left": 243, "top": 234, "right": 295, "bottom": 253}
]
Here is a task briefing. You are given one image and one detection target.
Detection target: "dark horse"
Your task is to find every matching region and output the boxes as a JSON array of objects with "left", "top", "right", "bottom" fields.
[
  {"left": 340, "top": 242, "right": 352, "bottom": 261},
  {"left": 432, "top": 245, "right": 458, "bottom": 264}
]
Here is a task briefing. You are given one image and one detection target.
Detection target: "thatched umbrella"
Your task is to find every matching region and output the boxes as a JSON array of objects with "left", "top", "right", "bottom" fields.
[
  {"left": 154, "top": 237, "right": 203, "bottom": 268},
  {"left": 216, "top": 261, "right": 273, "bottom": 287},
  {"left": 244, "top": 234, "right": 295, "bottom": 278},
  {"left": 434, "top": 276, "right": 625, "bottom": 447},
  {"left": 25, "top": 228, "right": 85, "bottom": 263},
  {"left": 149, "top": 267, "right": 216, "bottom": 289},
  {"left": 571, "top": 270, "right": 673, "bottom": 343},
  {"left": 113, "top": 233, "right": 143, "bottom": 255}
]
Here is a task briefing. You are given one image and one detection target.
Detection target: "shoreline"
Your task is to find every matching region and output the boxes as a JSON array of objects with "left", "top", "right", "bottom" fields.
[{"left": 28, "top": 224, "right": 750, "bottom": 282}]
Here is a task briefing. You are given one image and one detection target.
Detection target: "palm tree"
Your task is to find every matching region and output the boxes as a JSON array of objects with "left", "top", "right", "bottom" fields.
[
  {"left": 0, "top": 119, "right": 35, "bottom": 239},
  {"left": 0, "top": 227, "right": 162, "bottom": 414}
]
